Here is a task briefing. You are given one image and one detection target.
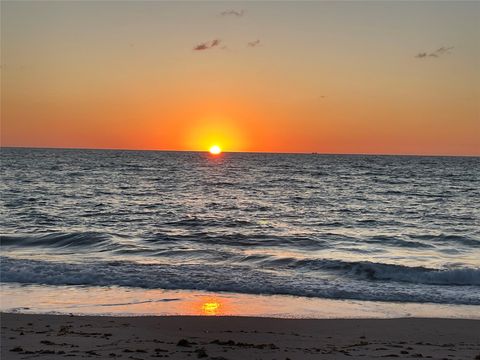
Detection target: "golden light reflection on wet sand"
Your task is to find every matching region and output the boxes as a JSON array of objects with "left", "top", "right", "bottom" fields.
[
  {"left": 202, "top": 301, "right": 221, "bottom": 315},
  {"left": 192, "top": 296, "right": 230, "bottom": 316}
]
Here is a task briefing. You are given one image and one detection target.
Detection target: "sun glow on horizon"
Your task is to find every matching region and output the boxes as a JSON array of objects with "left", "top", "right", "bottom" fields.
[{"left": 209, "top": 145, "right": 222, "bottom": 155}]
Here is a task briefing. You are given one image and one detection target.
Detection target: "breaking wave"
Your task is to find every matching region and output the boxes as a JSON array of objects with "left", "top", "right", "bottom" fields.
[{"left": 1, "top": 256, "right": 479, "bottom": 305}]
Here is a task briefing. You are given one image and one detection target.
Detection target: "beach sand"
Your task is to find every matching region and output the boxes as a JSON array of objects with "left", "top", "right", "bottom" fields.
[{"left": 1, "top": 313, "right": 479, "bottom": 359}]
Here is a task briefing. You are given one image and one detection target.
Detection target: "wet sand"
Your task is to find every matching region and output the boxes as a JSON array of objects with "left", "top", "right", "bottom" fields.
[{"left": 1, "top": 313, "right": 479, "bottom": 359}]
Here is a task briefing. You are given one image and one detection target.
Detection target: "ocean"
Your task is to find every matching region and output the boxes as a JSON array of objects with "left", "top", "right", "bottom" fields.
[{"left": 1, "top": 148, "right": 479, "bottom": 312}]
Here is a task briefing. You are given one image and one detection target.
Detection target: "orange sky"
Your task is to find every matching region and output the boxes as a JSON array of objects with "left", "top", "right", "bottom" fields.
[{"left": 1, "top": 1, "right": 479, "bottom": 155}]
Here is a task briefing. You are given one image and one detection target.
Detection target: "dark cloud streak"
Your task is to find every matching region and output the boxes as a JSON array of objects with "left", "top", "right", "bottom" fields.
[
  {"left": 193, "top": 39, "right": 222, "bottom": 51},
  {"left": 415, "top": 46, "right": 454, "bottom": 59},
  {"left": 247, "top": 40, "right": 261, "bottom": 48},
  {"left": 220, "top": 9, "right": 245, "bottom": 17}
]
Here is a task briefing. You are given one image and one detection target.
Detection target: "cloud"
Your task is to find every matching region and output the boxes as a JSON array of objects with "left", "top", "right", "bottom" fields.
[
  {"left": 431, "top": 46, "right": 454, "bottom": 57},
  {"left": 415, "top": 46, "right": 454, "bottom": 59},
  {"left": 220, "top": 9, "right": 245, "bottom": 17},
  {"left": 247, "top": 40, "right": 261, "bottom": 48},
  {"left": 193, "top": 39, "right": 222, "bottom": 51}
]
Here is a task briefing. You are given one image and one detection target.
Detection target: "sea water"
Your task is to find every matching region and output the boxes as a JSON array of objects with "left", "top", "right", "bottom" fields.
[{"left": 1, "top": 148, "right": 479, "bottom": 314}]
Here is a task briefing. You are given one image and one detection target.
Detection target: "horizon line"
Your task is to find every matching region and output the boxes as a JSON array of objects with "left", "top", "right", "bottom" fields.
[{"left": 1, "top": 146, "right": 479, "bottom": 158}]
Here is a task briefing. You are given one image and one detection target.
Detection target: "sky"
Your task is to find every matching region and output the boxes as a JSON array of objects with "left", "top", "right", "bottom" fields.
[{"left": 1, "top": 1, "right": 479, "bottom": 155}]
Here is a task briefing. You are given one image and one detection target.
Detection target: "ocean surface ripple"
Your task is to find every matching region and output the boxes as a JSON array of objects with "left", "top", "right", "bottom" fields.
[{"left": 1, "top": 148, "right": 479, "bottom": 305}]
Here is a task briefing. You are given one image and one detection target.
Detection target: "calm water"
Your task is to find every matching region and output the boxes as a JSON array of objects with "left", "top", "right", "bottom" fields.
[{"left": 1, "top": 148, "right": 479, "bottom": 306}]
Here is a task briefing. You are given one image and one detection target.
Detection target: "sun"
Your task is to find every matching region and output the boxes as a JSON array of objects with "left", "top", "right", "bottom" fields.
[{"left": 209, "top": 145, "right": 222, "bottom": 155}]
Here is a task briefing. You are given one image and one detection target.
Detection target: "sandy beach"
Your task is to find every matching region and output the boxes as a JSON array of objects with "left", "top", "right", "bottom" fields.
[{"left": 1, "top": 313, "right": 479, "bottom": 360}]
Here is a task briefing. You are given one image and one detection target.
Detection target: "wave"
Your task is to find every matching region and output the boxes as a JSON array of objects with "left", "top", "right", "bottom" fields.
[
  {"left": 362, "top": 235, "right": 435, "bottom": 248},
  {"left": 164, "top": 218, "right": 254, "bottom": 228},
  {"left": 320, "top": 259, "right": 480, "bottom": 286},
  {"left": 0, "top": 232, "right": 126, "bottom": 251},
  {"left": 409, "top": 233, "right": 480, "bottom": 247},
  {"left": 1, "top": 232, "right": 330, "bottom": 251},
  {"left": 1, "top": 256, "right": 479, "bottom": 305},
  {"left": 7, "top": 230, "right": 469, "bottom": 252},
  {"left": 1, "top": 233, "right": 478, "bottom": 288},
  {"left": 254, "top": 257, "right": 480, "bottom": 285}
]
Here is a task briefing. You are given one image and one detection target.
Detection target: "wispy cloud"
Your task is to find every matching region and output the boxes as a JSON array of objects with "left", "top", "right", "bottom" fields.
[
  {"left": 247, "top": 40, "right": 261, "bottom": 48},
  {"left": 193, "top": 39, "right": 222, "bottom": 51},
  {"left": 415, "top": 46, "right": 454, "bottom": 59},
  {"left": 220, "top": 9, "right": 245, "bottom": 17}
]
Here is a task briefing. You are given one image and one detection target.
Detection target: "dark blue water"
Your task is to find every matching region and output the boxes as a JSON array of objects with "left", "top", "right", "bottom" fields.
[{"left": 1, "top": 148, "right": 479, "bottom": 305}]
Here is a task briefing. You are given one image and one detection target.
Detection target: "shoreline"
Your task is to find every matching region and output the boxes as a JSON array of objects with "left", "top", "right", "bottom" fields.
[
  {"left": 2, "top": 313, "right": 479, "bottom": 359},
  {"left": 2, "top": 284, "right": 480, "bottom": 320}
]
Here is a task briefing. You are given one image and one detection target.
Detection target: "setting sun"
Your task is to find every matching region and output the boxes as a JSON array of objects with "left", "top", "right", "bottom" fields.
[{"left": 209, "top": 145, "right": 222, "bottom": 155}]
